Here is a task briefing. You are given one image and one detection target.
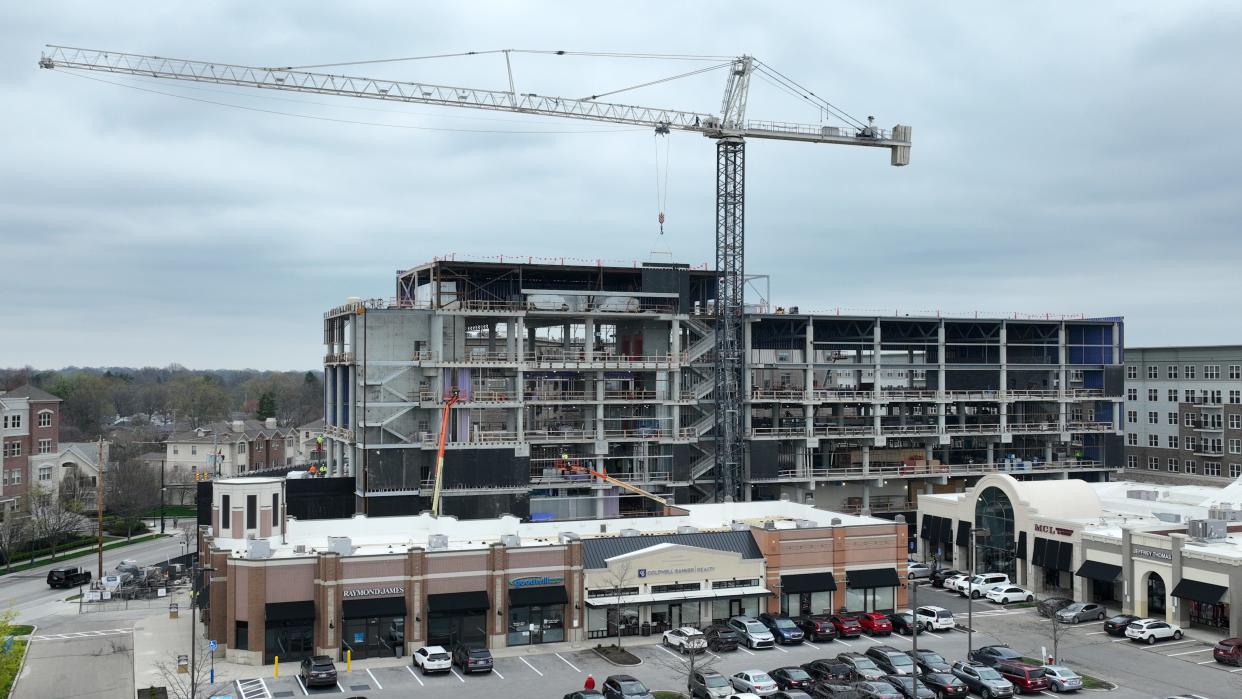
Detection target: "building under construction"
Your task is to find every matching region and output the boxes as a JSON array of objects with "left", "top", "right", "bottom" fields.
[{"left": 322, "top": 257, "right": 1125, "bottom": 521}]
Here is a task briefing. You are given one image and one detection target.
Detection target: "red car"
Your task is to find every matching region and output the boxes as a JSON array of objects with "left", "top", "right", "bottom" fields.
[
  {"left": 1214, "top": 637, "right": 1242, "bottom": 665},
  {"left": 828, "top": 614, "right": 863, "bottom": 638},
  {"left": 859, "top": 612, "right": 893, "bottom": 636},
  {"left": 995, "top": 662, "right": 1050, "bottom": 694}
]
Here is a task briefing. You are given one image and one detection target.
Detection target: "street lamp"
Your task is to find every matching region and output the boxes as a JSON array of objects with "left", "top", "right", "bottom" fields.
[
  {"left": 190, "top": 560, "right": 217, "bottom": 699},
  {"left": 966, "top": 526, "right": 991, "bottom": 658}
]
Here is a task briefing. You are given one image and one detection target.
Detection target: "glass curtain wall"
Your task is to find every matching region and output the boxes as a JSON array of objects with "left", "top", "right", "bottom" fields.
[{"left": 974, "top": 487, "right": 1017, "bottom": 577}]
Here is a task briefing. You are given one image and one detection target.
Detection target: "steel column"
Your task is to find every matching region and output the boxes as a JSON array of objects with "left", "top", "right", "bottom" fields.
[{"left": 713, "top": 136, "right": 746, "bottom": 502}]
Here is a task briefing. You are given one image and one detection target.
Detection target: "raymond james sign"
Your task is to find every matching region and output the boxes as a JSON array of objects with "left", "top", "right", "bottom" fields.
[
  {"left": 1131, "top": 545, "right": 1172, "bottom": 563},
  {"left": 342, "top": 586, "right": 405, "bottom": 598},
  {"left": 510, "top": 576, "right": 564, "bottom": 588}
]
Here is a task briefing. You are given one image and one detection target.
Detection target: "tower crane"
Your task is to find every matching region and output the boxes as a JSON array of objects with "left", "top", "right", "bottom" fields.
[{"left": 39, "top": 46, "right": 911, "bottom": 503}]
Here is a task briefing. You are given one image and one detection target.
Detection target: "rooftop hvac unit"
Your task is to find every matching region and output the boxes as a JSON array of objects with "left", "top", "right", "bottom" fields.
[
  {"left": 326, "top": 536, "right": 353, "bottom": 556},
  {"left": 1188, "top": 519, "right": 1229, "bottom": 541},
  {"left": 500, "top": 534, "right": 521, "bottom": 548},
  {"left": 795, "top": 519, "right": 817, "bottom": 529},
  {"left": 293, "top": 544, "right": 307, "bottom": 554},
  {"left": 1153, "top": 512, "right": 1182, "bottom": 524},
  {"left": 245, "top": 540, "right": 272, "bottom": 560},
  {"left": 558, "top": 532, "right": 581, "bottom": 544},
  {"left": 730, "top": 522, "right": 750, "bottom": 531},
  {"left": 428, "top": 534, "right": 449, "bottom": 550},
  {"left": 1126, "top": 489, "right": 1160, "bottom": 501},
  {"left": 830, "top": 518, "right": 842, "bottom": 526},
  {"left": 1208, "top": 504, "right": 1242, "bottom": 522},
  {"left": 677, "top": 526, "right": 699, "bottom": 534},
  {"left": 763, "top": 520, "right": 777, "bottom": 530},
  {"left": 619, "top": 528, "right": 640, "bottom": 537}
]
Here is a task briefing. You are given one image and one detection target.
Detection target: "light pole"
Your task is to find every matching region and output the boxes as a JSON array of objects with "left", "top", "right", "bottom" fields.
[
  {"left": 910, "top": 577, "right": 923, "bottom": 699},
  {"left": 966, "top": 526, "right": 991, "bottom": 658}
]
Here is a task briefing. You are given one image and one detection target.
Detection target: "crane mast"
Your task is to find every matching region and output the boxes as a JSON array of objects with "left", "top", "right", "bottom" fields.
[{"left": 39, "top": 45, "right": 910, "bottom": 504}]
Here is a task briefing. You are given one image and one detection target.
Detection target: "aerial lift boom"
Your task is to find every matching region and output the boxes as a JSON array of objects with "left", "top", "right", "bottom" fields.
[{"left": 430, "top": 388, "right": 459, "bottom": 516}]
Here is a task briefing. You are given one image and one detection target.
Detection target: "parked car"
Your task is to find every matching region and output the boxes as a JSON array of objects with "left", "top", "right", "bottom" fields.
[
  {"left": 1102, "top": 614, "right": 1141, "bottom": 637},
  {"left": 931, "top": 569, "right": 964, "bottom": 588},
  {"left": 883, "top": 675, "right": 936, "bottom": 699},
  {"left": 603, "top": 675, "right": 655, "bottom": 699},
  {"left": 450, "top": 645, "right": 493, "bottom": 673},
  {"left": 800, "top": 660, "right": 852, "bottom": 683},
  {"left": 907, "top": 648, "right": 952, "bottom": 675},
  {"left": 920, "top": 672, "right": 970, "bottom": 698},
  {"left": 907, "top": 562, "right": 933, "bottom": 580},
  {"left": 888, "top": 612, "right": 916, "bottom": 636},
  {"left": 1036, "top": 597, "right": 1074, "bottom": 618},
  {"left": 836, "top": 652, "right": 886, "bottom": 681},
  {"left": 942, "top": 574, "right": 970, "bottom": 592},
  {"left": 1041, "top": 665, "right": 1083, "bottom": 692},
  {"left": 913, "top": 606, "right": 955, "bottom": 632},
  {"left": 808, "top": 683, "right": 857, "bottom": 699},
  {"left": 1213, "top": 637, "right": 1242, "bottom": 666},
  {"left": 985, "top": 585, "right": 1034, "bottom": 605},
  {"left": 564, "top": 692, "right": 605, "bottom": 699},
  {"left": 759, "top": 613, "right": 806, "bottom": 644},
  {"left": 46, "top": 566, "right": 92, "bottom": 589},
  {"left": 1125, "top": 618, "right": 1183, "bottom": 645},
  {"left": 969, "top": 645, "right": 1024, "bottom": 667},
  {"left": 770, "top": 666, "right": 814, "bottom": 691},
  {"left": 299, "top": 656, "right": 338, "bottom": 688},
  {"left": 865, "top": 645, "right": 916, "bottom": 675},
  {"left": 960, "top": 573, "right": 1010, "bottom": 599},
  {"left": 731, "top": 669, "right": 779, "bottom": 696},
  {"left": 704, "top": 623, "right": 742, "bottom": 652},
  {"left": 859, "top": 612, "right": 893, "bottom": 636},
  {"left": 853, "top": 681, "right": 903, "bottom": 699},
  {"left": 1056, "top": 602, "right": 1107, "bottom": 624},
  {"left": 773, "top": 692, "right": 814, "bottom": 699},
  {"left": 950, "top": 661, "right": 1015, "bottom": 699},
  {"left": 689, "top": 669, "right": 734, "bottom": 699},
  {"left": 995, "top": 662, "right": 1049, "bottom": 694},
  {"left": 795, "top": 615, "right": 839, "bottom": 642},
  {"left": 412, "top": 645, "right": 452, "bottom": 674},
  {"left": 663, "top": 626, "right": 708, "bottom": 653},
  {"left": 827, "top": 614, "right": 863, "bottom": 638},
  {"left": 729, "top": 616, "right": 777, "bottom": 649}
]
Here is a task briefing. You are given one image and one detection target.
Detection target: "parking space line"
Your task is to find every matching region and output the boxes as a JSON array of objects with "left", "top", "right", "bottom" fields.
[
  {"left": 773, "top": 644, "right": 789, "bottom": 653},
  {"left": 366, "top": 668, "right": 383, "bottom": 689},
  {"left": 1110, "top": 638, "right": 1131, "bottom": 643},
  {"left": 1197, "top": 660, "right": 1216, "bottom": 665},
  {"left": 657, "top": 645, "right": 687, "bottom": 663},
  {"left": 1230, "top": 667, "right": 1242, "bottom": 673},
  {"left": 887, "top": 634, "right": 910, "bottom": 643},
  {"left": 335, "top": 681, "right": 344, "bottom": 693},
  {"left": 1168, "top": 648, "right": 1212, "bottom": 656},
  {"left": 520, "top": 656, "right": 544, "bottom": 676},
  {"left": 804, "top": 641, "right": 818, "bottom": 650},
  {"left": 405, "top": 665, "right": 425, "bottom": 686},
  {"left": 1086, "top": 631, "right": 1107, "bottom": 635},
  {"left": 836, "top": 639, "right": 854, "bottom": 647},
  {"left": 493, "top": 668, "right": 505, "bottom": 679},
  {"left": 450, "top": 669, "right": 465, "bottom": 683},
  {"left": 294, "top": 676, "right": 309, "bottom": 696},
  {"left": 738, "top": 646, "right": 755, "bottom": 655},
  {"left": 1150, "top": 640, "right": 1195, "bottom": 648},
  {"left": 555, "top": 652, "right": 581, "bottom": 672}
]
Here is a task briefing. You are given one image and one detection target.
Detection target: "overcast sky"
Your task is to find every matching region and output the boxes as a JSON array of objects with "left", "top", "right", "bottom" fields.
[{"left": 3, "top": 2, "right": 1240, "bottom": 370}]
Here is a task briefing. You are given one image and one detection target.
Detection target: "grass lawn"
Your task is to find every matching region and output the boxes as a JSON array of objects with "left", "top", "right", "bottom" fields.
[
  {"left": 0, "top": 534, "right": 166, "bottom": 577},
  {"left": 0, "top": 639, "right": 29, "bottom": 698},
  {"left": 144, "top": 505, "right": 196, "bottom": 518},
  {"left": 6, "top": 626, "right": 33, "bottom": 637}
]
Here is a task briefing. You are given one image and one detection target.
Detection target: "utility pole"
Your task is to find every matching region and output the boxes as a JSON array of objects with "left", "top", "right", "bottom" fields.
[
  {"left": 160, "top": 458, "right": 166, "bottom": 534},
  {"left": 911, "top": 578, "right": 923, "bottom": 699},
  {"left": 95, "top": 436, "right": 105, "bottom": 579},
  {"left": 966, "top": 527, "right": 991, "bottom": 658}
]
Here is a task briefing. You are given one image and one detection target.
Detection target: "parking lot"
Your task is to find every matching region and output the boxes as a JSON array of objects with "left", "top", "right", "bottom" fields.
[{"left": 222, "top": 584, "right": 1240, "bottom": 699}]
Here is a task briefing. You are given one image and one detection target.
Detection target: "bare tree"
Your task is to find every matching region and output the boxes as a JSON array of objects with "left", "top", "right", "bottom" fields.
[
  {"left": 1038, "top": 594, "right": 1068, "bottom": 663},
  {"left": 652, "top": 635, "right": 722, "bottom": 697},
  {"left": 601, "top": 560, "right": 636, "bottom": 649},
  {"left": 151, "top": 646, "right": 214, "bottom": 699},
  {"left": 25, "top": 489, "right": 87, "bottom": 560},
  {"left": 107, "top": 460, "right": 160, "bottom": 540},
  {"left": 0, "top": 514, "right": 28, "bottom": 573}
]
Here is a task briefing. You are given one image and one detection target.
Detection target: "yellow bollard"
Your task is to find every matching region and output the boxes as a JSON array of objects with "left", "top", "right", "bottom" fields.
[
  {"left": 346, "top": 649, "right": 351, "bottom": 672},
  {"left": 274, "top": 656, "right": 279, "bottom": 679}
]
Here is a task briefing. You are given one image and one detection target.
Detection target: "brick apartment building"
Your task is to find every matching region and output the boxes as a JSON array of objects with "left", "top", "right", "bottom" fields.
[
  {"left": 0, "top": 385, "right": 61, "bottom": 514},
  {"left": 165, "top": 418, "right": 299, "bottom": 481}
]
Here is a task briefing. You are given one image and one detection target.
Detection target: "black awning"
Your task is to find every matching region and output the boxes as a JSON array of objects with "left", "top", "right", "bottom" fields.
[
  {"left": 1015, "top": 531, "right": 1028, "bottom": 561},
  {"left": 782, "top": 572, "right": 837, "bottom": 593},
  {"left": 1032, "top": 537, "right": 1048, "bottom": 567},
  {"left": 1056, "top": 541, "right": 1073, "bottom": 572},
  {"left": 939, "top": 518, "right": 953, "bottom": 545},
  {"left": 266, "top": 601, "right": 315, "bottom": 622},
  {"left": 1171, "top": 578, "right": 1228, "bottom": 604},
  {"left": 428, "top": 590, "right": 489, "bottom": 613},
  {"left": 509, "top": 585, "right": 569, "bottom": 607},
  {"left": 920, "top": 515, "right": 931, "bottom": 541},
  {"left": 956, "top": 520, "right": 972, "bottom": 546},
  {"left": 847, "top": 567, "right": 901, "bottom": 589},
  {"left": 343, "top": 596, "right": 407, "bottom": 619},
  {"left": 1075, "top": 560, "right": 1122, "bottom": 582}
]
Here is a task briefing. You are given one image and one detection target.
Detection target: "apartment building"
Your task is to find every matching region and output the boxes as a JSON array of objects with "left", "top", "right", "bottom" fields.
[
  {"left": 321, "top": 258, "right": 1125, "bottom": 520},
  {"left": 1123, "top": 346, "right": 1242, "bottom": 485},
  {"left": 165, "top": 418, "right": 299, "bottom": 480},
  {"left": 0, "top": 384, "right": 61, "bottom": 514}
]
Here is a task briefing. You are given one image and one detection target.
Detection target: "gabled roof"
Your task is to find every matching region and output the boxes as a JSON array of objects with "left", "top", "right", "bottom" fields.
[
  {"left": 580, "top": 530, "right": 762, "bottom": 569},
  {"left": 297, "top": 418, "right": 326, "bottom": 430},
  {"left": 2, "top": 384, "right": 61, "bottom": 402}
]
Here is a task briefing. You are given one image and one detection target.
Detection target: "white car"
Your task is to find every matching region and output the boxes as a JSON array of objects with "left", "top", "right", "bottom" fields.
[
  {"left": 411, "top": 645, "right": 452, "bottom": 674},
  {"left": 906, "top": 562, "right": 933, "bottom": 580},
  {"left": 1125, "top": 618, "right": 1183, "bottom": 645},
  {"left": 726, "top": 694, "right": 762, "bottom": 699},
  {"left": 986, "top": 585, "right": 1035, "bottom": 604},
  {"left": 663, "top": 626, "right": 708, "bottom": 653},
  {"left": 1042, "top": 665, "right": 1083, "bottom": 692},
  {"left": 960, "top": 573, "right": 1010, "bottom": 599},
  {"left": 730, "top": 670, "right": 778, "bottom": 696},
  {"left": 913, "top": 605, "right": 955, "bottom": 631},
  {"left": 943, "top": 574, "right": 969, "bottom": 592}
]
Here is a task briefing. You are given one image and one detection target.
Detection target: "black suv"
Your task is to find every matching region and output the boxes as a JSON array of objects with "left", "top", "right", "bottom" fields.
[
  {"left": 702, "top": 624, "right": 740, "bottom": 652},
  {"left": 930, "top": 569, "right": 963, "bottom": 588},
  {"left": 907, "top": 648, "right": 952, "bottom": 675},
  {"left": 795, "top": 615, "right": 838, "bottom": 642},
  {"left": 759, "top": 613, "right": 806, "bottom": 644},
  {"left": 451, "top": 645, "right": 493, "bottom": 673},
  {"left": 836, "top": 652, "right": 886, "bottom": 681},
  {"left": 603, "top": 675, "right": 654, "bottom": 699},
  {"left": 969, "top": 645, "right": 1024, "bottom": 667},
  {"left": 865, "top": 645, "right": 916, "bottom": 675},
  {"left": 299, "top": 656, "right": 338, "bottom": 688},
  {"left": 47, "top": 566, "right": 91, "bottom": 588},
  {"left": 801, "top": 659, "right": 852, "bottom": 683},
  {"left": 770, "top": 666, "right": 814, "bottom": 691}
]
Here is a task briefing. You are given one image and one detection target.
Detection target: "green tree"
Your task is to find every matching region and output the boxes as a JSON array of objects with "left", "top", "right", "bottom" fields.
[
  {"left": 45, "top": 372, "right": 116, "bottom": 437},
  {"left": 256, "top": 392, "right": 277, "bottom": 421},
  {"left": 169, "top": 375, "right": 230, "bottom": 427}
]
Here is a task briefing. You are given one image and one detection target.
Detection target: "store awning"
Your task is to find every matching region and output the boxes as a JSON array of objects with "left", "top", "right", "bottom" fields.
[
  {"left": 266, "top": 601, "right": 315, "bottom": 622},
  {"left": 1171, "top": 578, "right": 1228, "bottom": 604},
  {"left": 956, "top": 520, "right": 972, "bottom": 547},
  {"left": 920, "top": 515, "right": 932, "bottom": 541},
  {"left": 510, "top": 585, "right": 569, "bottom": 607},
  {"left": 846, "top": 567, "right": 901, "bottom": 589},
  {"left": 427, "top": 590, "right": 489, "bottom": 613},
  {"left": 1032, "top": 537, "right": 1048, "bottom": 566},
  {"left": 1075, "top": 560, "right": 1122, "bottom": 583},
  {"left": 781, "top": 572, "right": 837, "bottom": 594},
  {"left": 1056, "top": 541, "right": 1073, "bottom": 572},
  {"left": 343, "top": 596, "right": 407, "bottom": 619},
  {"left": 585, "top": 586, "right": 772, "bottom": 608},
  {"left": 1015, "top": 531, "right": 1027, "bottom": 561}
]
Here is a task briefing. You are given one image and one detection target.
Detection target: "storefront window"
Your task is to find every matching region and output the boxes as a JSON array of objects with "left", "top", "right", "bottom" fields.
[
  {"left": 508, "top": 606, "right": 531, "bottom": 646},
  {"left": 844, "top": 587, "right": 895, "bottom": 613},
  {"left": 711, "top": 596, "right": 761, "bottom": 623},
  {"left": 428, "top": 612, "right": 487, "bottom": 649},
  {"left": 1188, "top": 601, "right": 1230, "bottom": 630},
  {"left": 650, "top": 602, "right": 701, "bottom": 632},
  {"left": 508, "top": 605, "right": 566, "bottom": 645},
  {"left": 341, "top": 615, "right": 405, "bottom": 659},
  {"left": 781, "top": 591, "right": 833, "bottom": 616},
  {"left": 975, "top": 487, "right": 1017, "bottom": 578},
  {"left": 588, "top": 607, "right": 609, "bottom": 638},
  {"left": 264, "top": 620, "right": 313, "bottom": 665}
]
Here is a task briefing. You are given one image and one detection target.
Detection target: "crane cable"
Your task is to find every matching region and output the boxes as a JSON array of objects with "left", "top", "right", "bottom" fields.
[{"left": 653, "top": 128, "right": 671, "bottom": 235}]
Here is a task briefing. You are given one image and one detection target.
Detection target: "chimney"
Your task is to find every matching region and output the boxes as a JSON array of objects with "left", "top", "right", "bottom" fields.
[
  {"left": 265, "top": 417, "right": 277, "bottom": 429},
  {"left": 231, "top": 420, "right": 245, "bottom": 433}
]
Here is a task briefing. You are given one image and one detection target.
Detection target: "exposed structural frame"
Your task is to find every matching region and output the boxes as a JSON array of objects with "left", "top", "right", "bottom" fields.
[{"left": 714, "top": 137, "right": 746, "bottom": 501}]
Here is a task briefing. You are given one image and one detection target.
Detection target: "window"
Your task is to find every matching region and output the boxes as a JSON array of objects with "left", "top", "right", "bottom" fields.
[
  {"left": 221, "top": 495, "right": 230, "bottom": 531},
  {"left": 256, "top": 441, "right": 263, "bottom": 452},
  {"left": 1186, "top": 389, "right": 1198, "bottom": 404},
  {"left": 1168, "top": 459, "right": 1179, "bottom": 472},
  {"left": 1185, "top": 460, "right": 1198, "bottom": 475},
  {"left": 1205, "top": 365, "right": 1221, "bottom": 379},
  {"left": 1127, "top": 388, "right": 1137, "bottom": 401},
  {"left": 272, "top": 493, "right": 280, "bottom": 526},
  {"left": 37, "top": 411, "right": 51, "bottom": 427},
  {"left": 1209, "top": 438, "right": 1224, "bottom": 454},
  {"left": 1232, "top": 464, "right": 1242, "bottom": 478},
  {"left": 1230, "top": 439, "right": 1241, "bottom": 455},
  {"left": 1169, "top": 412, "right": 1179, "bottom": 425},
  {"left": 173, "top": 446, "right": 179, "bottom": 455},
  {"left": 191, "top": 445, "right": 197, "bottom": 456},
  {"left": 1186, "top": 365, "right": 1196, "bottom": 379},
  {"left": 1127, "top": 433, "right": 1138, "bottom": 446},
  {"left": 1148, "top": 388, "right": 1158, "bottom": 402},
  {"left": 1127, "top": 366, "right": 1138, "bottom": 379},
  {"left": 1169, "top": 435, "right": 1179, "bottom": 449},
  {"left": 1127, "top": 410, "right": 1137, "bottom": 424},
  {"left": 1231, "top": 391, "right": 1240, "bottom": 405},
  {"left": 9, "top": 469, "right": 19, "bottom": 484},
  {"left": 1203, "top": 461, "right": 1217, "bottom": 476},
  {"left": 1148, "top": 366, "right": 1159, "bottom": 379},
  {"left": 1148, "top": 435, "right": 1159, "bottom": 447},
  {"left": 9, "top": 415, "right": 19, "bottom": 429},
  {"left": 38, "top": 466, "right": 51, "bottom": 481},
  {"left": 1185, "top": 413, "right": 1195, "bottom": 427},
  {"left": 1212, "top": 390, "right": 1223, "bottom": 405},
  {"left": 1168, "top": 389, "right": 1179, "bottom": 402},
  {"left": 1231, "top": 365, "right": 1241, "bottom": 380},
  {"left": 3, "top": 442, "right": 21, "bottom": 458},
  {"left": 1148, "top": 412, "right": 1159, "bottom": 424},
  {"left": 1186, "top": 436, "right": 1198, "bottom": 452},
  {"left": 1127, "top": 455, "right": 1138, "bottom": 468},
  {"left": 246, "top": 494, "right": 257, "bottom": 529},
  {"left": 1231, "top": 415, "right": 1241, "bottom": 430},
  {"left": 37, "top": 439, "right": 51, "bottom": 454},
  {"left": 1148, "top": 457, "right": 1159, "bottom": 470},
  {"left": 1168, "top": 365, "right": 1179, "bottom": 379}
]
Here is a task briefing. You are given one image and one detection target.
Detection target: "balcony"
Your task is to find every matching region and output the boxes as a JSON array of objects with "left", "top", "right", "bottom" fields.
[
  {"left": 323, "top": 424, "right": 355, "bottom": 442},
  {"left": 1063, "top": 421, "right": 1115, "bottom": 433},
  {"left": 525, "top": 350, "right": 682, "bottom": 369},
  {"left": 746, "top": 459, "right": 1106, "bottom": 483},
  {"left": 418, "top": 389, "right": 517, "bottom": 404},
  {"left": 323, "top": 351, "right": 355, "bottom": 365}
]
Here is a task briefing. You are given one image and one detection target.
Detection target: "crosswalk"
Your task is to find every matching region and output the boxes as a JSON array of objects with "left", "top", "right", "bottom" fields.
[
  {"left": 235, "top": 677, "right": 271, "bottom": 699},
  {"left": 31, "top": 627, "right": 133, "bottom": 641}
]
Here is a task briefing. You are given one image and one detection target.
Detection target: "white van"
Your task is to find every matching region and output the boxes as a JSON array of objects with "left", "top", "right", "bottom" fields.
[{"left": 960, "top": 573, "right": 1010, "bottom": 599}]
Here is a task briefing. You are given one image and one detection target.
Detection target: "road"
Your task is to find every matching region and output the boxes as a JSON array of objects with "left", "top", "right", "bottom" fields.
[{"left": 0, "top": 533, "right": 189, "bottom": 624}]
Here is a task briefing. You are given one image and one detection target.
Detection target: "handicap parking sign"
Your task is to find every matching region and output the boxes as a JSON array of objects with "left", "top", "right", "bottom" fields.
[{"left": 208, "top": 639, "right": 217, "bottom": 651}]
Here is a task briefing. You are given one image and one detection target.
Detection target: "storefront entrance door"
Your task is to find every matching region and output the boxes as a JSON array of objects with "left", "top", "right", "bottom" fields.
[{"left": 342, "top": 616, "right": 403, "bottom": 660}]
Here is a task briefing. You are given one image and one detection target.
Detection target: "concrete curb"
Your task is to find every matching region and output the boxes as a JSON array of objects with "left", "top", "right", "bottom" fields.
[
  {"left": 6, "top": 623, "right": 36, "bottom": 699},
  {"left": 590, "top": 647, "right": 643, "bottom": 667}
]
